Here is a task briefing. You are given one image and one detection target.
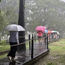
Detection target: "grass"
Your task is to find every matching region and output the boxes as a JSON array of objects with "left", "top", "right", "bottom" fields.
[
  {"left": 0, "top": 40, "right": 10, "bottom": 52},
  {"left": 0, "top": 54, "right": 7, "bottom": 59},
  {"left": 0, "top": 45, "right": 10, "bottom": 52},
  {"left": 26, "top": 41, "right": 29, "bottom": 49},
  {"left": 34, "top": 39, "right": 65, "bottom": 65},
  {"left": 0, "top": 40, "right": 10, "bottom": 59}
]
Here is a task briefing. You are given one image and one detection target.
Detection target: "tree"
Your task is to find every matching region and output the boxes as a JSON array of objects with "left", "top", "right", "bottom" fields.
[
  {"left": 18, "top": 0, "right": 26, "bottom": 51},
  {"left": 0, "top": 0, "right": 1, "bottom": 2}
]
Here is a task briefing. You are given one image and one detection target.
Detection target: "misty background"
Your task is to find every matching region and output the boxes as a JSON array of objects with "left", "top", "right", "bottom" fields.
[{"left": 0, "top": 0, "right": 65, "bottom": 39}]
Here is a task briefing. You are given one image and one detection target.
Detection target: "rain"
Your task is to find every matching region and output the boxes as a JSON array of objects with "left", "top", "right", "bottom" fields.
[{"left": 0, "top": 0, "right": 65, "bottom": 65}]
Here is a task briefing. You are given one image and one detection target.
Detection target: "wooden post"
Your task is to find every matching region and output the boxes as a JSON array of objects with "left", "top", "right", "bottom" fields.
[
  {"left": 31, "top": 34, "right": 34, "bottom": 59},
  {"left": 29, "top": 34, "right": 31, "bottom": 50},
  {"left": 47, "top": 34, "right": 48, "bottom": 49}
]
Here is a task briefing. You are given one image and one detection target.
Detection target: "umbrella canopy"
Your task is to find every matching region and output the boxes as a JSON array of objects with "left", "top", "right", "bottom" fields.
[
  {"left": 6, "top": 24, "right": 25, "bottom": 31},
  {"left": 57, "top": 31, "right": 60, "bottom": 35},
  {"left": 52, "top": 31, "right": 57, "bottom": 33},
  {"left": 52, "top": 31, "right": 60, "bottom": 34},
  {"left": 35, "top": 26, "right": 46, "bottom": 32},
  {"left": 45, "top": 30, "right": 48, "bottom": 33},
  {"left": 48, "top": 30, "right": 52, "bottom": 34},
  {"left": 43, "top": 26, "right": 47, "bottom": 29}
]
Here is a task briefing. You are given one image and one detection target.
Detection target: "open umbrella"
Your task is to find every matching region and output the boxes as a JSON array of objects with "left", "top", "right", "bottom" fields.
[
  {"left": 57, "top": 31, "right": 60, "bottom": 35},
  {"left": 48, "top": 30, "right": 52, "bottom": 34},
  {"left": 52, "top": 31, "right": 60, "bottom": 34},
  {"left": 35, "top": 26, "right": 45, "bottom": 32},
  {"left": 45, "top": 30, "right": 48, "bottom": 33},
  {"left": 52, "top": 31, "right": 57, "bottom": 33},
  {"left": 6, "top": 24, "right": 25, "bottom": 31}
]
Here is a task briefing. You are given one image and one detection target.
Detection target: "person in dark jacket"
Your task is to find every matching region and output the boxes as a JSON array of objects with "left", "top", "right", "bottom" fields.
[{"left": 7, "top": 31, "right": 19, "bottom": 61}]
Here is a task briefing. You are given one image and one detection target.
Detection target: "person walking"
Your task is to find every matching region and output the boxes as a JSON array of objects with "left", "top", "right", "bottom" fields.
[
  {"left": 7, "top": 31, "right": 19, "bottom": 61},
  {"left": 43, "top": 32, "right": 46, "bottom": 43},
  {"left": 37, "top": 31, "right": 43, "bottom": 43}
]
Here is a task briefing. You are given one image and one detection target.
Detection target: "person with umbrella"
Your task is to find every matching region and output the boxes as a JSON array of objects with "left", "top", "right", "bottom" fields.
[
  {"left": 35, "top": 26, "right": 45, "bottom": 43},
  {"left": 43, "top": 29, "right": 48, "bottom": 43},
  {"left": 7, "top": 31, "right": 19, "bottom": 61},
  {"left": 37, "top": 31, "right": 43, "bottom": 43},
  {"left": 48, "top": 30, "right": 52, "bottom": 42},
  {"left": 6, "top": 24, "right": 25, "bottom": 61}
]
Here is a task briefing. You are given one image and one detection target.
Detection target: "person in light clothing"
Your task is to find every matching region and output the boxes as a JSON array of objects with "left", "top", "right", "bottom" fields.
[{"left": 7, "top": 31, "right": 19, "bottom": 61}]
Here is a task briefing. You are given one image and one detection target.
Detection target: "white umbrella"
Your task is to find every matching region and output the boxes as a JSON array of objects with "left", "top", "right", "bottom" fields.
[
  {"left": 57, "top": 31, "right": 60, "bottom": 35},
  {"left": 6, "top": 24, "right": 25, "bottom": 31}
]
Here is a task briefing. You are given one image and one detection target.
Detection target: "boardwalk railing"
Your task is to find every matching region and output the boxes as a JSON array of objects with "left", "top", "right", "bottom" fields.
[
  {"left": 0, "top": 33, "right": 50, "bottom": 65},
  {"left": 27, "top": 33, "right": 49, "bottom": 60}
]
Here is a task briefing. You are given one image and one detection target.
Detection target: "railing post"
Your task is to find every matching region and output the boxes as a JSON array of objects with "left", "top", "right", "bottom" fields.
[
  {"left": 31, "top": 34, "right": 34, "bottom": 59},
  {"left": 44, "top": 36, "right": 46, "bottom": 44},
  {"left": 29, "top": 34, "right": 31, "bottom": 50},
  {"left": 47, "top": 34, "right": 48, "bottom": 49}
]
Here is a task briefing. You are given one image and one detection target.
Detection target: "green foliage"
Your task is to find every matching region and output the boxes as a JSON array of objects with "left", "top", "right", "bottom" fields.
[
  {"left": 0, "top": 40, "right": 7, "bottom": 45},
  {"left": 0, "top": 10, "right": 7, "bottom": 32},
  {"left": 0, "top": 40, "right": 10, "bottom": 52},
  {"left": 47, "top": 62, "right": 55, "bottom": 65},
  {"left": 0, "top": 54, "right": 7, "bottom": 59},
  {"left": 25, "top": 0, "right": 65, "bottom": 37},
  {"left": 0, "top": 0, "right": 65, "bottom": 37},
  {"left": 0, "top": 45, "right": 10, "bottom": 52},
  {"left": 0, "top": 0, "right": 18, "bottom": 33},
  {"left": 0, "top": 0, "right": 1, "bottom": 2}
]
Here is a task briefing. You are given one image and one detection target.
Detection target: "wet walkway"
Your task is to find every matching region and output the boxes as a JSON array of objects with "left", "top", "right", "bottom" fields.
[{"left": 0, "top": 40, "right": 48, "bottom": 65}]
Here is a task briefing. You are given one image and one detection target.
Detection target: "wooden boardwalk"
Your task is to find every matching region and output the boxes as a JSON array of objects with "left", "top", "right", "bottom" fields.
[{"left": 0, "top": 40, "right": 49, "bottom": 65}]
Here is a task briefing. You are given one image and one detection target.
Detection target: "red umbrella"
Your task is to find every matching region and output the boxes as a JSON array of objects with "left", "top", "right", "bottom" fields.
[{"left": 35, "top": 26, "right": 46, "bottom": 32}]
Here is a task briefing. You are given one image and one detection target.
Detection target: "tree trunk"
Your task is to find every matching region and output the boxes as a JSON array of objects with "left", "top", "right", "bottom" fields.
[{"left": 18, "top": 0, "right": 26, "bottom": 52}]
